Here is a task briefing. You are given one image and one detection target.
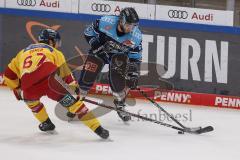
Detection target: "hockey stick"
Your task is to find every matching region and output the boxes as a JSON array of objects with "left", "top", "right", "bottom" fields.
[
  {"left": 54, "top": 74, "right": 213, "bottom": 134},
  {"left": 137, "top": 88, "right": 214, "bottom": 134},
  {"left": 83, "top": 98, "right": 187, "bottom": 133},
  {"left": 53, "top": 74, "right": 186, "bottom": 133},
  {"left": 110, "top": 60, "right": 213, "bottom": 134}
]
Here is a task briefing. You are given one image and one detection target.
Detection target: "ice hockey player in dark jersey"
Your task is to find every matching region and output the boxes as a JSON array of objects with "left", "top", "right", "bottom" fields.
[{"left": 74, "top": 7, "right": 143, "bottom": 122}]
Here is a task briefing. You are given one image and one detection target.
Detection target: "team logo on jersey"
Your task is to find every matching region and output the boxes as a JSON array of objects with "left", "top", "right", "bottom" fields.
[
  {"left": 104, "top": 25, "right": 112, "bottom": 31},
  {"left": 123, "top": 40, "right": 135, "bottom": 48},
  {"left": 101, "top": 16, "right": 115, "bottom": 24}
]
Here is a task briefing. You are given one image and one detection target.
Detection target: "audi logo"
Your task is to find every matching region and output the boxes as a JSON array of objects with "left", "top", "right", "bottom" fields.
[
  {"left": 91, "top": 3, "right": 111, "bottom": 13},
  {"left": 17, "top": 0, "right": 37, "bottom": 7},
  {"left": 168, "top": 10, "right": 188, "bottom": 19}
]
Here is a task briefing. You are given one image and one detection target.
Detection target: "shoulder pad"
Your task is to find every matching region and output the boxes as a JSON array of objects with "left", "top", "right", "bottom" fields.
[
  {"left": 24, "top": 43, "right": 54, "bottom": 52},
  {"left": 99, "top": 15, "right": 118, "bottom": 26},
  {"left": 98, "top": 15, "right": 118, "bottom": 36}
]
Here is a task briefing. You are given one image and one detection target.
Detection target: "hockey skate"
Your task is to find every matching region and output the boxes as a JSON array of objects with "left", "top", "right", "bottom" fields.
[
  {"left": 94, "top": 126, "right": 109, "bottom": 139},
  {"left": 39, "top": 118, "right": 55, "bottom": 133},
  {"left": 66, "top": 111, "right": 76, "bottom": 122},
  {"left": 114, "top": 99, "right": 131, "bottom": 122}
]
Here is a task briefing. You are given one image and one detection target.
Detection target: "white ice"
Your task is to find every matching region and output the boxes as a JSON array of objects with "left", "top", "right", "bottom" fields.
[{"left": 0, "top": 88, "right": 240, "bottom": 160}]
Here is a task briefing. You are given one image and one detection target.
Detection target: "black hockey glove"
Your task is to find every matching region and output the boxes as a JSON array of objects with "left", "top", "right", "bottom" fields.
[
  {"left": 127, "top": 73, "right": 139, "bottom": 90},
  {"left": 103, "top": 41, "right": 117, "bottom": 53},
  {"left": 91, "top": 41, "right": 113, "bottom": 56},
  {"left": 103, "top": 41, "right": 128, "bottom": 54},
  {"left": 126, "top": 62, "right": 140, "bottom": 90},
  {"left": 92, "top": 41, "right": 128, "bottom": 57}
]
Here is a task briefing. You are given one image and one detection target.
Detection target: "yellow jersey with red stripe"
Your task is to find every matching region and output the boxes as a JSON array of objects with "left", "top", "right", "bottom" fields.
[{"left": 4, "top": 43, "right": 75, "bottom": 90}]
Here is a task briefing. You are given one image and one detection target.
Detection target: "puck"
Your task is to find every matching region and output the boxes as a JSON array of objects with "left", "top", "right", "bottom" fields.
[{"left": 178, "top": 131, "right": 184, "bottom": 134}]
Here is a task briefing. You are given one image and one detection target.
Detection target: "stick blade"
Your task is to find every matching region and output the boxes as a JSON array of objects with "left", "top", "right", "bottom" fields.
[{"left": 195, "top": 126, "right": 214, "bottom": 134}]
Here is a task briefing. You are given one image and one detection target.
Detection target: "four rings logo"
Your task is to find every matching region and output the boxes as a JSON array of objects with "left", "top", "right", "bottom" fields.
[
  {"left": 17, "top": 0, "right": 36, "bottom": 7},
  {"left": 91, "top": 3, "right": 111, "bottom": 13},
  {"left": 168, "top": 10, "right": 188, "bottom": 19}
]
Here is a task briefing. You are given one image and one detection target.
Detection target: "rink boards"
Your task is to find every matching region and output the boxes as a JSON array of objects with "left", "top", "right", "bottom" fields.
[
  {"left": 0, "top": 8, "right": 240, "bottom": 109},
  {"left": 1, "top": 80, "right": 240, "bottom": 110},
  {"left": 89, "top": 83, "right": 240, "bottom": 110}
]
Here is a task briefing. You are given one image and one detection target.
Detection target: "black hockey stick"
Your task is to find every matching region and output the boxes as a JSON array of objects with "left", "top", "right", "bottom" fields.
[
  {"left": 54, "top": 74, "right": 213, "bottom": 134},
  {"left": 110, "top": 63, "right": 213, "bottom": 134},
  {"left": 137, "top": 88, "right": 214, "bottom": 134},
  {"left": 53, "top": 74, "right": 187, "bottom": 133},
  {"left": 83, "top": 98, "right": 188, "bottom": 133}
]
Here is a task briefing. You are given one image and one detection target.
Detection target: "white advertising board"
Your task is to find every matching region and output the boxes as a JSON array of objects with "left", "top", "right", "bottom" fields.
[
  {"left": 2, "top": 0, "right": 235, "bottom": 26},
  {"left": 5, "top": 0, "right": 79, "bottom": 13},
  {"left": 78, "top": 0, "right": 155, "bottom": 20},
  {"left": 0, "top": 0, "right": 4, "bottom": 8},
  {"left": 155, "top": 5, "right": 234, "bottom": 26}
]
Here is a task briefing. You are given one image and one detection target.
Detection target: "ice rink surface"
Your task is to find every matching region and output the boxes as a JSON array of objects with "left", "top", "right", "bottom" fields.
[{"left": 0, "top": 88, "right": 240, "bottom": 160}]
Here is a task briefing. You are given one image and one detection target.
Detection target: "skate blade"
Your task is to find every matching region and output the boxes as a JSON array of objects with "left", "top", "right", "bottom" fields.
[
  {"left": 98, "top": 137, "right": 114, "bottom": 142},
  {"left": 68, "top": 117, "right": 74, "bottom": 123},
  {"left": 123, "top": 121, "right": 131, "bottom": 125},
  {"left": 45, "top": 130, "right": 58, "bottom": 135}
]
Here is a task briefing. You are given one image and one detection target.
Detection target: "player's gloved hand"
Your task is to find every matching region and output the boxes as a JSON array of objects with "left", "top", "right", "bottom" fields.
[
  {"left": 91, "top": 41, "right": 116, "bottom": 57},
  {"left": 103, "top": 41, "right": 118, "bottom": 53},
  {"left": 126, "top": 62, "right": 140, "bottom": 90},
  {"left": 13, "top": 88, "right": 23, "bottom": 101},
  {"left": 92, "top": 41, "right": 127, "bottom": 56},
  {"left": 127, "top": 73, "right": 139, "bottom": 90},
  {"left": 78, "top": 88, "right": 88, "bottom": 101}
]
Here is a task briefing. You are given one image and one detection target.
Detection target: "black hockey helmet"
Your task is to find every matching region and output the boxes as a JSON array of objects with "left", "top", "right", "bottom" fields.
[
  {"left": 38, "top": 28, "right": 61, "bottom": 47},
  {"left": 119, "top": 7, "right": 139, "bottom": 25}
]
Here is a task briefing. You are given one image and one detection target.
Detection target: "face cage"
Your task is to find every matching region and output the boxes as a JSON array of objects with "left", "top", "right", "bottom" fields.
[
  {"left": 125, "top": 22, "right": 138, "bottom": 29},
  {"left": 121, "top": 14, "right": 139, "bottom": 26}
]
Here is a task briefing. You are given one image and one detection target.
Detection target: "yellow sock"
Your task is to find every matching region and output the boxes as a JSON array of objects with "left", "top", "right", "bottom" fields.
[
  {"left": 68, "top": 100, "right": 84, "bottom": 114},
  {"left": 68, "top": 100, "right": 100, "bottom": 131},
  {"left": 26, "top": 101, "right": 49, "bottom": 123},
  {"left": 80, "top": 111, "right": 100, "bottom": 132}
]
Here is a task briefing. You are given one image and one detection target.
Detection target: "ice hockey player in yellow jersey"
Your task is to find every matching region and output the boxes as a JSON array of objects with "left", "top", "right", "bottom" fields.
[{"left": 3, "top": 28, "right": 109, "bottom": 139}]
